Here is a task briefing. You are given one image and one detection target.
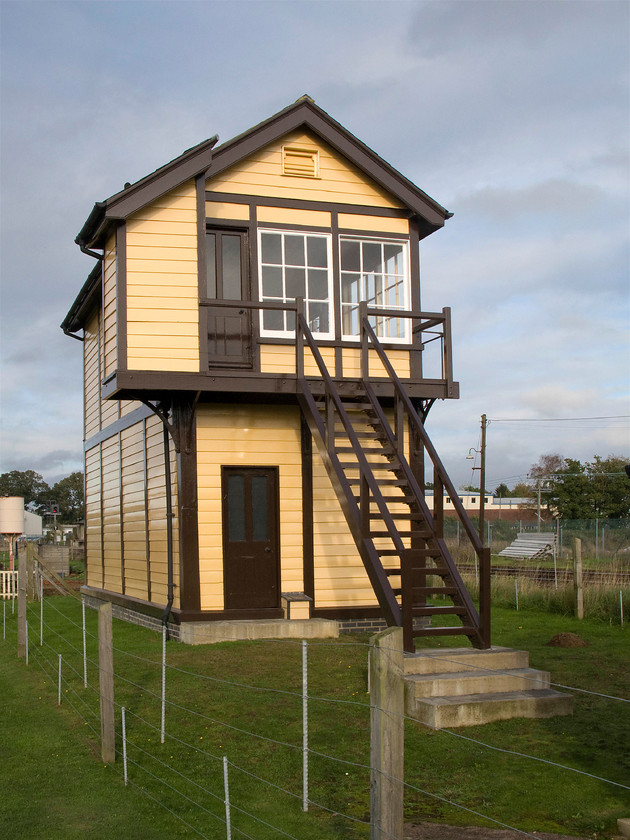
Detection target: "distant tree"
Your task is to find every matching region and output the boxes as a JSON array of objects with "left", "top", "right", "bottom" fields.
[
  {"left": 510, "top": 482, "right": 534, "bottom": 498},
  {"left": 0, "top": 470, "right": 50, "bottom": 513},
  {"left": 494, "top": 483, "right": 510, "bottom": 498},
  {"left": 50, "top": 472, "right": 84, "bottom": 523},
  {"left": 460, "top": 484, "right": 479, "bottom": 492},
  {"left": 528, "top": 454, "right": 630, "bottom": 520}
]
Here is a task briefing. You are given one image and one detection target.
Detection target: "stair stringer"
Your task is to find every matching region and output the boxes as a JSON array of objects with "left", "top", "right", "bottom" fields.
[{"left": 297, "top": 383, "right": 402, "bottom": 628}]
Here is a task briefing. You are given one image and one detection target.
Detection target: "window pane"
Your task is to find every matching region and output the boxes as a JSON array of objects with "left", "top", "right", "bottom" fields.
[
  {"left": 263, "top": 309, "right": 283, "bottom": 331},
  {"left": 307, "top": 236, "right": 327, "bottom": 268},
  {"left": 362, "top": 242, "right": 382, "bottom": 274},
  {"left": 384, "top": 243, "right": 404, "bottom": 275},
  {"left": 286, "top": 311, "right": 296, "bottom": 332},
  {"left": 286, "top": 267, "right": 305, "bottom": 299},
  {"left": 262, "top": 266, "right": 283, "bottom": 298},
  {"left": 206, "top": 234, "right": 216, "bottom": 298},
  {"left": 341, "top": 272, "right": 360, "bottom": 303},
  {"left": 251, "top": 476, "right": 269, "bottom": 541},
  {"left": 285, "top": 235, "right": 305, "bottom": 266},
  {"left": 222, "top": 235, "right": 241, "bottom": 299},
  {"left": 261, "top": 233, "right": 282, "bottom": 264},
  {"left": 308, "top": 301, "right": 329, "bottom": 333},
  {"left": 342, "top": 304, "right": 359, "bottom": 336},
  {"left": 308, "top": 268, "right": 328, "bottom": 301},
  {"left": 227, "top": 475, "right": 245, "bottom": 542},
  {"left": 340, "top": 240, "right": 360, "bottom": 272}
]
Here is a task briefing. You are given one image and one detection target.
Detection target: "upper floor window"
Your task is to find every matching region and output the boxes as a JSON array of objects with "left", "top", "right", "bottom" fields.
[
  {"left": 258, "top": 230, "right": 333, "bottom": 339},
  {"left": 340, "top": 237, "right": 410, "bottom": 342}
]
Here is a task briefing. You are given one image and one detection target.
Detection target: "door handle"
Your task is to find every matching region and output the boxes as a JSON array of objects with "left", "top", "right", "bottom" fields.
[{"left": 265, "top": 547, "right": 271, "bottom": 553}]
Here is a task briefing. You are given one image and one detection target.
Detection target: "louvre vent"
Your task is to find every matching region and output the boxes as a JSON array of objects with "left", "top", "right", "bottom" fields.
[{"left": 282, "top": 145, "right": 319, "bottom": 178}]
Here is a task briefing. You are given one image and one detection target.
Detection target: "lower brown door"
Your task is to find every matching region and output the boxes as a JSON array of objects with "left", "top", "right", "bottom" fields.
[{"left": 222, "top": 466, "right": 280, "bottom": 610}]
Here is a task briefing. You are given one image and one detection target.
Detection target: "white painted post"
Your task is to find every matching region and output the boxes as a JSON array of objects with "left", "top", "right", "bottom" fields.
[
  {"left": 98, "top": 602, "right": 115, "bottom": 763},
  {"left": 302, "top": 639, "right": 308, "bottom": 812},
  {"left": 620, "top": 590, "right": 624, "bottom": 627},
  {"left": 122, "top": 707, "right": 128, "bottom": 786},
  {"left": 82, "top": 600, "right": 87, "bottom": 688},
  {"left": 223, "top": 756, "right": 231, "bottom": 840},
  {"left": 25, "top": 620, "right": 29, "bottom": 666},
  {"left": 2, "top": 600, "right": 5, "bottom": 640},
  {"left": 58, "top": 654, "right": 62, "bottom": 705},
  {"left": 515, "top": 578, "right": 519, "bottom": 611},
  {"left": 161, "top": 624, "right": 166, "bottom": 744},
  {"left": 370, "top": 626, "right": 404, "bottom": 840}
]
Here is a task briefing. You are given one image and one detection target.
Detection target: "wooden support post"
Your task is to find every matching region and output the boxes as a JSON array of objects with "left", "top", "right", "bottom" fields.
[
  {"left": 17, "top": 543, "right": 27, "bottom": 658},
  {"left": 370, "top": 626, "right": 404, "bottom": 840},
  {"left": 26, "top": 544, "right": 35, "bottom": 600},
  {"left": 98, "top": 602, "right": 116, "bottom": 763},
  {"left": 573, "top": 538, "right": 584, "bottom": 620}
]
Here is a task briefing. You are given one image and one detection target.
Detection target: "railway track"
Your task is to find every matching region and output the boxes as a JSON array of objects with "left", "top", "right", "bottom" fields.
[{"left": 458, "top": 564, "right": 630, "bottom": 586}]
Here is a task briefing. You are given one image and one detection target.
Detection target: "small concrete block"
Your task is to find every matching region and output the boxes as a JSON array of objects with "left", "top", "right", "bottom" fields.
[{"left": 618, "top": 817, "right": 630, "bottom": 838}]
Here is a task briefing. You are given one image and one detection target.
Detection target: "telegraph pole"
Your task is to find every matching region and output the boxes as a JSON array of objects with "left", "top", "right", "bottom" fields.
[{"left": 479, "top": 414, "right": 487, "bottom": 543}]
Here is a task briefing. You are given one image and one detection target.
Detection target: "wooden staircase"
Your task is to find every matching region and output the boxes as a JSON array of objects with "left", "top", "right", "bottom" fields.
[{"left": 296, "top": 311, "right": 491, "bottom": 653}]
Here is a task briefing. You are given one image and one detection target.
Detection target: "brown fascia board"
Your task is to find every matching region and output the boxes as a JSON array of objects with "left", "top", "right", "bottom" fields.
[
  {"left": 208, "top": 97, "right": 452, "bottom": 235},
  {"left": 61, "top": 259, "right": 102, "bottom": 334},
  {"left": 77, "top": 134, "right": 219, "bottom": 248}
]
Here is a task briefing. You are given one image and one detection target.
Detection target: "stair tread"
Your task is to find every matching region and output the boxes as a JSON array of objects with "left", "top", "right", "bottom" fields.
[
  {"left": 407, "top": 667, "right": 550, "bottom": 683},
  {"left": 416, "top": 688, "right": 571, "bottom": 706}
]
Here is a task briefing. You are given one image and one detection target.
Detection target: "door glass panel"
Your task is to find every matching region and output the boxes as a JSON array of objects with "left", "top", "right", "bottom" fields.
[
  {"left": 222, "top": 235, "right": 242, "bottom": 299},
  {"left": 206, "top": 234, "right": 217, "bottom": 298},
  {"left": 227, "top": 475, "right": 245, "bottom": 542},
  {"left": 251, "top": 475, "right": 269, "bottom": 541}
]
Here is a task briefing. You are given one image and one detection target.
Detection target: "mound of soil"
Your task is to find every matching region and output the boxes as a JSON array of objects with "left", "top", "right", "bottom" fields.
[{"left": 545, "top": 632, "right": 590, "bottom": 648}]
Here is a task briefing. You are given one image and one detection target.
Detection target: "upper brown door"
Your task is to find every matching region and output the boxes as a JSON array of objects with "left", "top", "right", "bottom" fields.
[
  {"left": 222, "top": 466, "right": 280, "bottom": 610},
  {"left": 205, "top": 229, "right": 252, "bottom": 368}
]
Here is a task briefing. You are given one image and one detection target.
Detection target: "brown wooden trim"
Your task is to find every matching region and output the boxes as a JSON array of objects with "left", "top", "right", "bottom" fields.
[
  {"left": 197, "top": 174, "right": 209, "bottom": 372},
  {"left": 206, "top": 190, "right": 411, "bottom": 218},
  {"left": 143, "top": 419, "right": 151, "bottom": 602},
  {"left": 174, "top": 401, "right": 201, "bottom": 612},
  {"left": 300, "top": 414, "right": 314, "bottom": 611},
  {"left": 175, "top": 607, "right": 284, "bottom": 623},
  {"left": 249, "top": 203, "right": 262, "bottom": 373},
  {"left": 97, "top": 298, "right": 103, "bottom": 432},
  {"left": 312, "top": 606, "right": 385, "bottom": 620},
  {"left": 84, "top": 403, "right": 154, "bottom": 451},
  {"left": 331, "top": 210, "right": 343, "bottom": 375},
  {"left": 115, "top": 224, "right": 127, "bottom": 372},
  {"left": 408, "top": 220, "right": 422, "bottom": 381}
]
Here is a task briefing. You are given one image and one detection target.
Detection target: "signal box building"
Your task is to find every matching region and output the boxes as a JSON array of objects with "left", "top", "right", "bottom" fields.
[{"left": 63, "top": 97, "right": 489, "bottom": 650}]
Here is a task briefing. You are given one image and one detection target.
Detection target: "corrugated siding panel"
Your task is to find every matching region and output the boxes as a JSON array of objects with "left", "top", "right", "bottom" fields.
[
  {"left": 103, "top": 234, "right": 117, "bottom": 378},
  {"left": 85, "top": 445, "right": 102, "bottom": 589},
  {"left": 121, "top": 425, "right": 148, "bottom": 600},
  {"left": 196, "top": 404, "right": 303, "bottom": 611},
  {"left": 126, "top": 181, "right": 199, "bottom": 372},
  {"left": 83, "top": 310, "right": 101, "bottom": 439},
  {"left": 208, "top": 131, "right": 404, "bottom": 208}
]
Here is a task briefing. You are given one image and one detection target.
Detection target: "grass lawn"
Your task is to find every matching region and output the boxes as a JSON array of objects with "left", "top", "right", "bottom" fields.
[{"left": 0, "top": 597, "right": 628, "bottom": 839}]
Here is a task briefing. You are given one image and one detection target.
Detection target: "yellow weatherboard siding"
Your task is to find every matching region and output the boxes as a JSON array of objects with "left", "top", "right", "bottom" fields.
[
  {"left": 259, "top": 344, "right": 335, "bottom": 376},
  {"left": 338, "top": 214, "right": 409, "bottom": 234},
  {"left": 83, "top": 309, "right": 101, "bottom": 439},
  {"left": 257, "top": 206, "right": 331, "bottom": 227},
  {"left": 126, "top": 180, "right": 199, "bottom": 372},
  {"left": 206, "top": 201, "right": 250, "bottom": 221},
  {"left": 208, "top": 131, "right": 404, "bottom": 208},
  {"left": 196, "top": 404, "right": 303, "bottom": 612},
  {"left": 103, "top": 234, "right": 117, "bottom": 378}
]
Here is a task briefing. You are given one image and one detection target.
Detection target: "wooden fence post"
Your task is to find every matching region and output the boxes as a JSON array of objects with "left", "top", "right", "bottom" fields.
[
  {"left": 370, "top": 626, "right": 404, "bottom": 840},
  {"left": 17, "top": 543, "right": 27, "bottom": 658},
  {"left": 98, "top": 602, "right": 116, "bottom": 763},
  {"left": 26, "top": 547, "right": 35, "bottom": 601},
  {"left": 573, "top": 538, "right": 584, "bottom": 620}
]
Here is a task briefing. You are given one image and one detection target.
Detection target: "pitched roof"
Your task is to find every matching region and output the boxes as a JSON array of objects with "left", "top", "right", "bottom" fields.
[{"left": 76, "top": 95, "right": 451, "bottom": 249}]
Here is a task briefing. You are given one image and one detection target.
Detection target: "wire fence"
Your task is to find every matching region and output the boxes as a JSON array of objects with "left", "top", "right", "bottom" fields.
[{"left": 3, "top": 586, "right": 629, "bottom": 839}]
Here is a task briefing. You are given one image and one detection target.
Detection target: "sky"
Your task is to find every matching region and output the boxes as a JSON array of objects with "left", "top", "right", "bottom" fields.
[{"left": 0, "top": 0, "right": 629, "bottom": 493}]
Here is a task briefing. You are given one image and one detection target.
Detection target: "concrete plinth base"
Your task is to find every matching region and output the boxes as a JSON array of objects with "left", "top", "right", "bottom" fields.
[
  {"left": 178, "top": 617, "right": 339, "bottom": 645},
  {"left": 618, "top": 817, "right": 630, "bottom": 838}
]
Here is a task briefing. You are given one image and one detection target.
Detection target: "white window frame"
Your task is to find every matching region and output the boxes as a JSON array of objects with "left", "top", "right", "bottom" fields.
[
  {"left": 257, "top": 229, "right": 334, "bottom": 340},
  {"left": 339, "top": 235, "right": 411, "bottom": 344}
]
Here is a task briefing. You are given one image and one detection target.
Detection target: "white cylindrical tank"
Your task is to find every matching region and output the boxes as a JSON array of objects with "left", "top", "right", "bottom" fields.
[{"left": 0, "top": 496, "right": 25, "bottom": 535}]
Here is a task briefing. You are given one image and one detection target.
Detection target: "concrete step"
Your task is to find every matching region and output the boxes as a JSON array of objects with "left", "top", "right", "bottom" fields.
[
  {"left": 408, "top": 688, "right": 574, "bottom": 729},
  {"left": 403, "top": 646, "right": 529, "bottom": 675},
  {"left": 406, "top": 667, "right": 551, "bottom": 699}
]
